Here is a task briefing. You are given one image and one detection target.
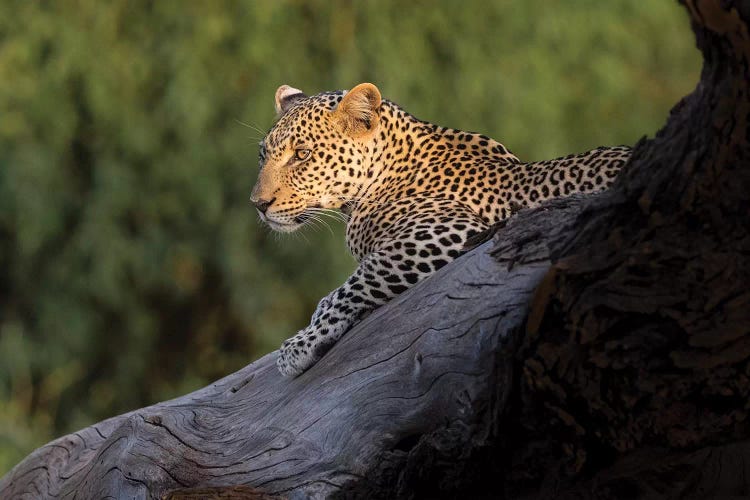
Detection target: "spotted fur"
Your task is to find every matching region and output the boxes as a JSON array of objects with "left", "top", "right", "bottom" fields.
[{"left": 250, "top": 83, "right": 631, "bottom": 377}]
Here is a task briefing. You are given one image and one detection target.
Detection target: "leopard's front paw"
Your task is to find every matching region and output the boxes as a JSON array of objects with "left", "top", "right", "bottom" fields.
[
  {"left": 276, "top": 335, "right": 310, "bottom": 377},
  {"left": 276, "top": 327, "right": 336, "bottom": 377}
]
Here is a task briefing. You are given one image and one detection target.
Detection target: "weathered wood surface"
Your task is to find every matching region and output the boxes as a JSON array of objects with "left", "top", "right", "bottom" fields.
[{"left": 0, "top": 194, "right": 587, "bottom": 499}]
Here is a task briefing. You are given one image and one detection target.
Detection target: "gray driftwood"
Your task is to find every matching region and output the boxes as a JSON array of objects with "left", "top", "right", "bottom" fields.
[
  {"left": 0, "top": 191, "right": 586, "bottom": 499},
  {"left": 4, "top": 0, "right": 750, "bottom": 498}
]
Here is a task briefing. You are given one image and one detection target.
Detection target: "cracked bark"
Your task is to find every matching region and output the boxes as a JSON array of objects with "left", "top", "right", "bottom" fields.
[{"left": 2, "top": 0, "right": 749, "bottom": 498}]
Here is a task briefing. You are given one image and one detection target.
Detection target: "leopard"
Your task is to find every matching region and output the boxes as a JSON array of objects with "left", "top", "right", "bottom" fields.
[{"left": 250, "top": 82, "right": 631, "bottom": 377}]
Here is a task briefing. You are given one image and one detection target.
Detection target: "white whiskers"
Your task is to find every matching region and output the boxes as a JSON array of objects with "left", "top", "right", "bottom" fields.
[{"left": 235, "top": 119, "right": 268, "bottom": 142}]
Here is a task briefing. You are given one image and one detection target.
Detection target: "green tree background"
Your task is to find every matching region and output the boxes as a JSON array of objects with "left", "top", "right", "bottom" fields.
[{"left": 0, "top": 0, "right": 699, "bottom": 474}]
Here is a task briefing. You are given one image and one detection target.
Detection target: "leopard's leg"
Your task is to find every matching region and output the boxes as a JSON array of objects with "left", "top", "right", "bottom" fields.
[{"left": 277, "top": 207, "right": 488, "bottom": 377}]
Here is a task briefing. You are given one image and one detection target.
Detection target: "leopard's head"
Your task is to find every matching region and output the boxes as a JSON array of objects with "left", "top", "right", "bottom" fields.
[{"left": 250, "top": 83, "right": 382, "bottom": 232}]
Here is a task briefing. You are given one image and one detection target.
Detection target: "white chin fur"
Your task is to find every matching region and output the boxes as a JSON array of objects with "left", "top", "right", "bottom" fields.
[
  {"left": 267, "top": 220, "right": 302, "bottom": 233},
  {"left": 257, "top": 210, "right": 303, "bottom": 233}
]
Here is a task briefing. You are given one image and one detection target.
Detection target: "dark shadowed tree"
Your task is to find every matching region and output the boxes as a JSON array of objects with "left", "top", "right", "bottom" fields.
[{"left": 1, "top": 0, "right": 748, "bottom": 498}]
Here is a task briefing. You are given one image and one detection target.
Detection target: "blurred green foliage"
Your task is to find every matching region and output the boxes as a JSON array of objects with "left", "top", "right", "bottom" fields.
[{"left": 0, "top": 0, "right": 699, "bottom": 475}]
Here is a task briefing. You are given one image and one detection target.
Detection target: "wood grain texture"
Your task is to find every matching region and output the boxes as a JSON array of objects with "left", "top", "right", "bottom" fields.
[{"left": 0, "top": 196, "right": 589, "bottom": 499}]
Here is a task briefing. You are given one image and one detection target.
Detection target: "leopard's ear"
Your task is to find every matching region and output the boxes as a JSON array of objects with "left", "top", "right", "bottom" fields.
[
  {"left": 274, "top": 85, "right": 306, "bottom": 116},
  {"left": 333, "top": 83, "right": 381, "bottom": 137}
]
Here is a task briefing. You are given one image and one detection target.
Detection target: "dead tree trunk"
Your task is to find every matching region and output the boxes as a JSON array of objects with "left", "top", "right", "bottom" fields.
[
  {"left": 2, "top": 0, "right": 749, "bottom": 498},
  {"left": 506, "top": 0, "right": 750, "bottom": 496}
]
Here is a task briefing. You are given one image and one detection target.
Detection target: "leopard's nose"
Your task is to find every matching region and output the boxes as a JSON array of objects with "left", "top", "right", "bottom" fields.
[{"left": 252, "top": 197, "right": 276, "bottom": 214}]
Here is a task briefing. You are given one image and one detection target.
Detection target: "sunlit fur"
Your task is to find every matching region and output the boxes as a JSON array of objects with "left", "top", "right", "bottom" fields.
[
  {"left": 251, "top": 83, "right": 631, "bottom": 377},
  {"left": 251, "top": 85, "right": 380, "bottom": 233}
]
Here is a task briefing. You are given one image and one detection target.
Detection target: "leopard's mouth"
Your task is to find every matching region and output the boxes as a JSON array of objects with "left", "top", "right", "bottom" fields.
[
  {"left": 293, "top": 212, "right": 313, "bottom": 224},
  {"left": 257, "top": 211, "right": 304, "bottom": 233},
  {"left": 259, "top": 203, "right": 325, "bottom": 232},
  {"left": 292, "top": 203, "right": 325, "bottom": 225}
]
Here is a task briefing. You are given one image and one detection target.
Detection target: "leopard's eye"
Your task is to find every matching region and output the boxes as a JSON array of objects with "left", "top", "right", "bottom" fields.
[{"left": 294, "top": 148, "right": 312, "bottom": 161}]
